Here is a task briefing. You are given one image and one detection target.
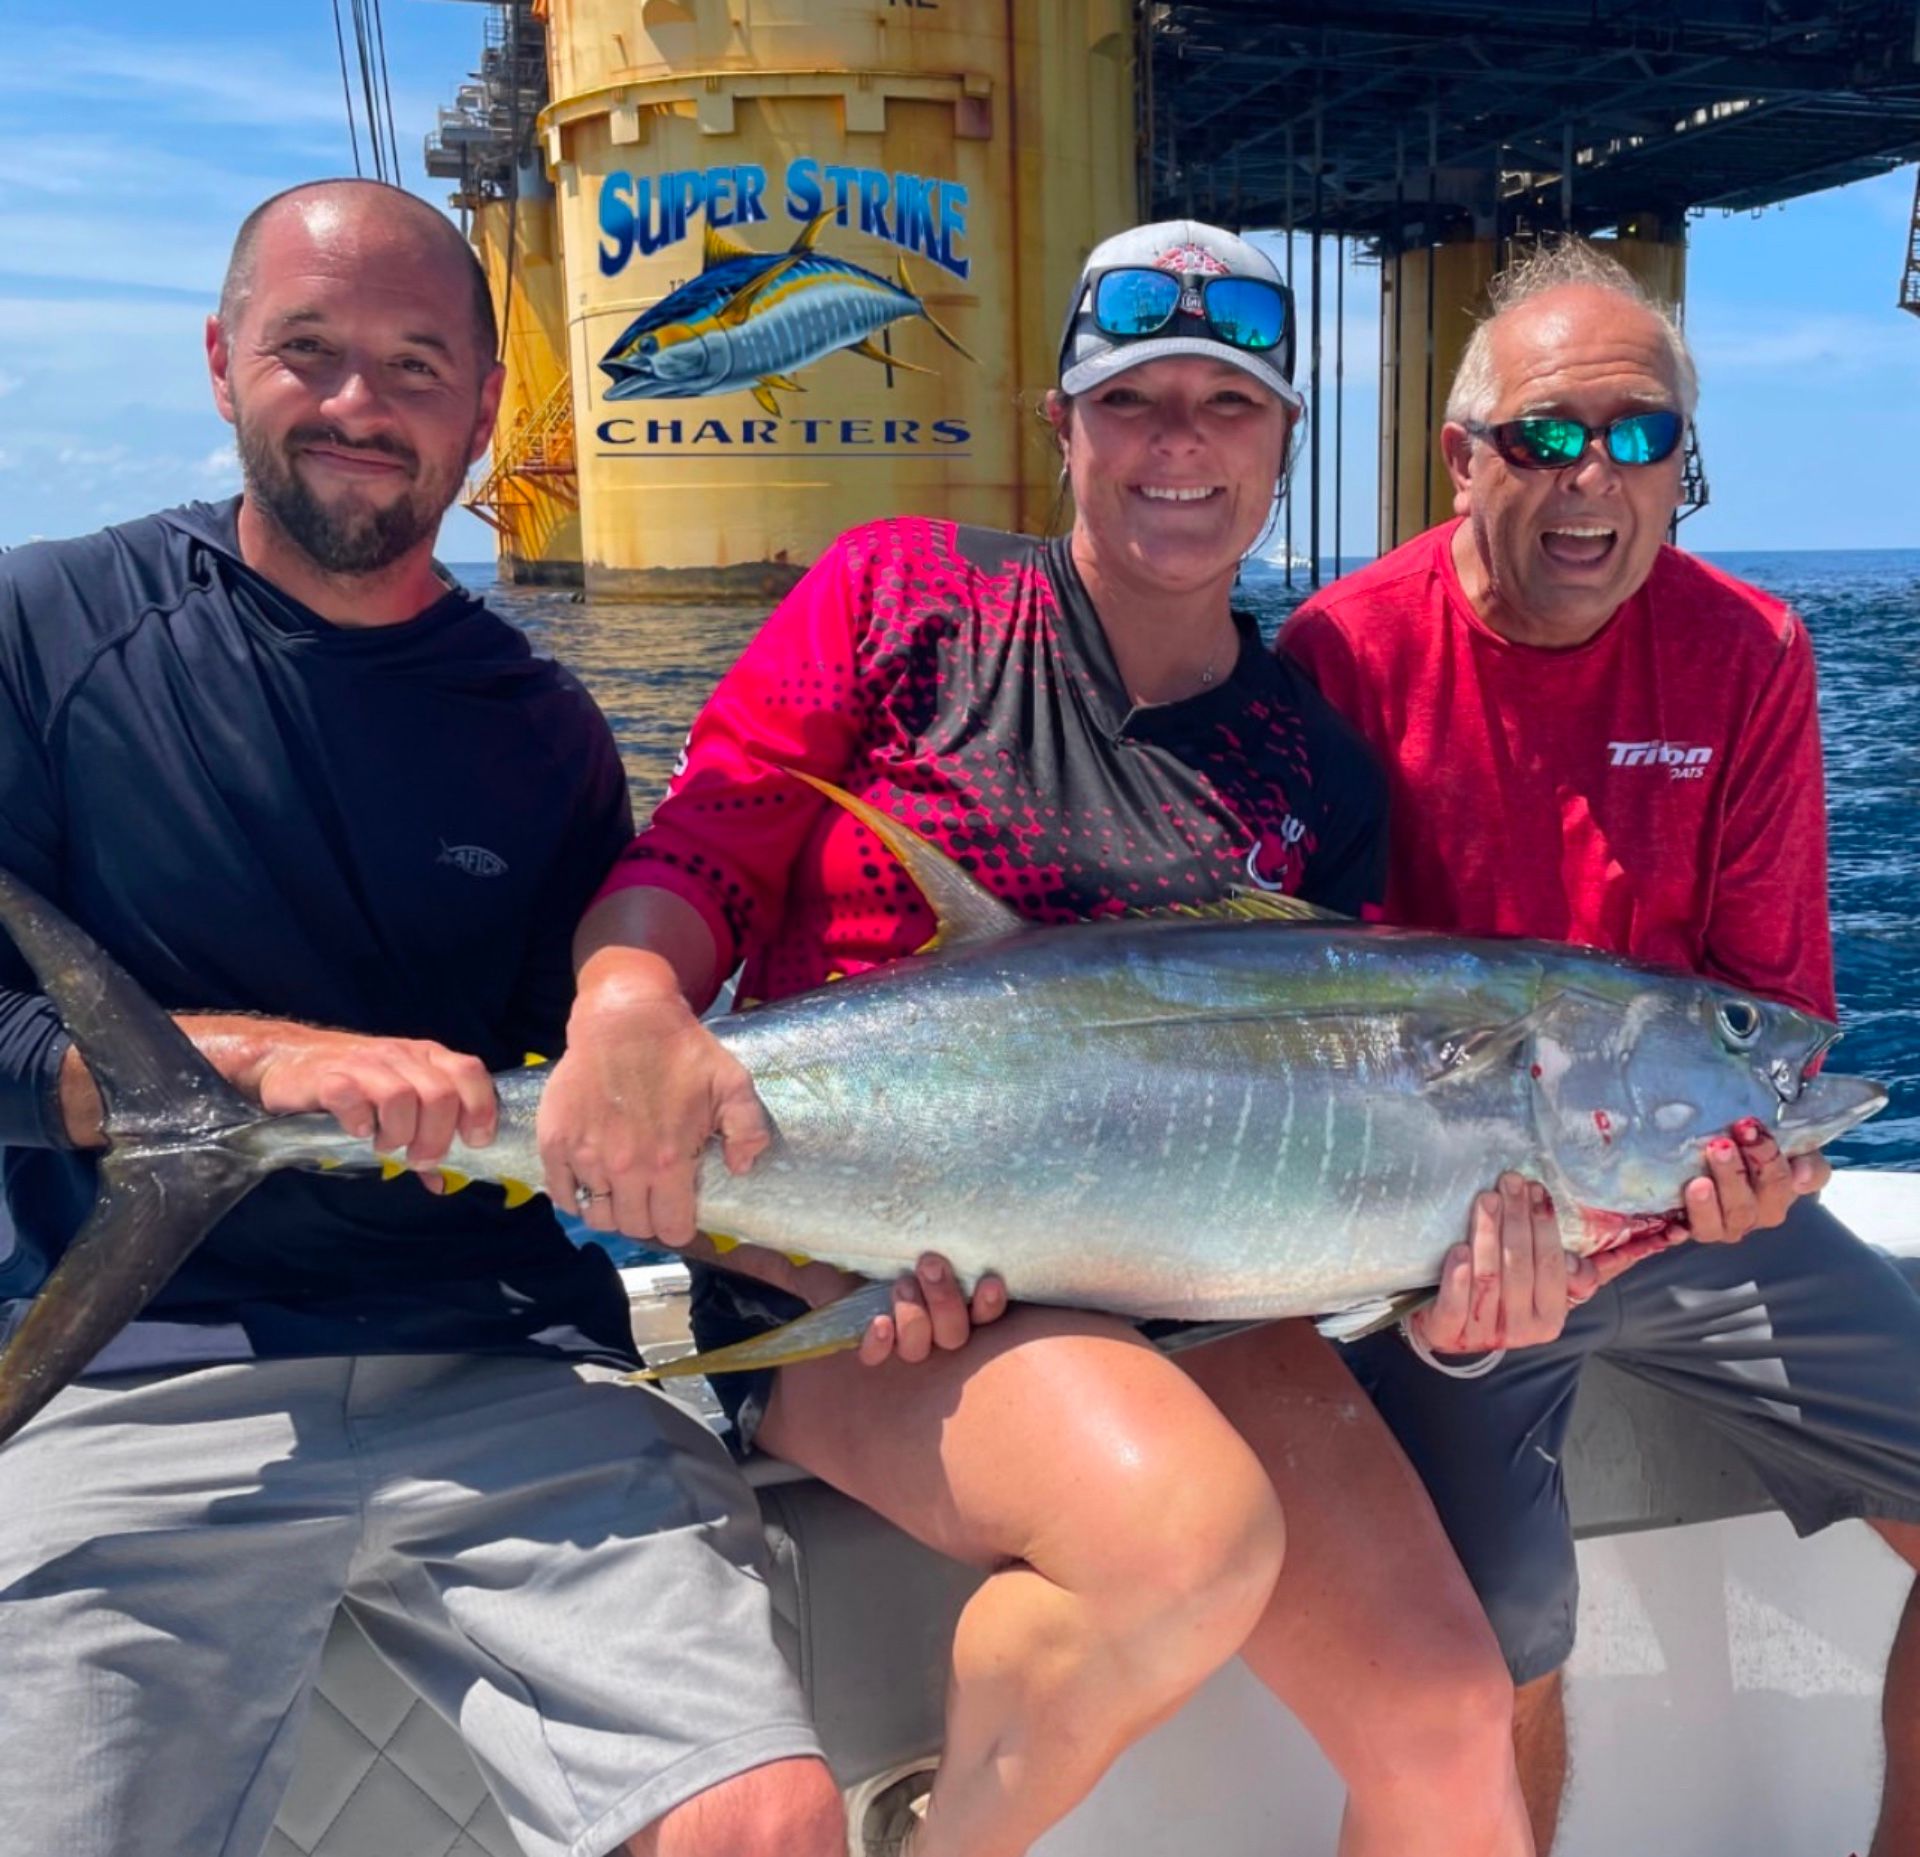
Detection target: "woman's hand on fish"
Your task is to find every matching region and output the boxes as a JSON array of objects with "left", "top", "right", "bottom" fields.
[
  {"left": 854, "top": 1255, "right": 1009, "bottom": 1367},
  {"left": 1679, "top": 1118, "right": 1829, "bottom": 1244},
  {"left": 538, "top": 949, "right": 769, "bottom": 1245},
  {"left": 1410, "top": 1172, "right": 1599, "bottom": 1356}
]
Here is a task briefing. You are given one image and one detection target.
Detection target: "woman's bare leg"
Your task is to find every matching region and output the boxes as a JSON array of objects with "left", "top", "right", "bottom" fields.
[
  {"left": 757, "top": 1306, "right": 1288, "bottom": 1857},
  {"left": 1180, "top": 1323, "right": 1533, "bottom": 1857}
]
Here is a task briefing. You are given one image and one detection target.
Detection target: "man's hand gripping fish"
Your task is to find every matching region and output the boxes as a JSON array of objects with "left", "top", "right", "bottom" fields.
[{"left": 0, "top": 779, "right": 1885, "bottom": 1446}]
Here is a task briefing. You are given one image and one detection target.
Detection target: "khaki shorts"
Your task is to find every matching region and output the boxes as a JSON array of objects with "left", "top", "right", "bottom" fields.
[{"left": 0, "top": 1353, "right": 820, "bottom": 1857}]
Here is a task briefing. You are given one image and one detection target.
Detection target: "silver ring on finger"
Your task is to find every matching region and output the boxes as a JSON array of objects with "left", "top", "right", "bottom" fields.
[{"left": 574, "top": 1184, "right": 613, "bottom": 1211}]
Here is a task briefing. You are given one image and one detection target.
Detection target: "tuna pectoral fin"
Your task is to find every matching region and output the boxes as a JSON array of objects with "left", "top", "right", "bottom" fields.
[
  {"left": 1313, "top": 1287, "right": 1437, "bottom": 1345},
  {"left": 1419, "top": 1004, "right": 1553, "bottom": 1089},
  {"left": 0, "top": 1145, "right": 263, "bottom": 1448},
  {"left": 635, "top": 1279, "right": 897, "bottom": 1381}
]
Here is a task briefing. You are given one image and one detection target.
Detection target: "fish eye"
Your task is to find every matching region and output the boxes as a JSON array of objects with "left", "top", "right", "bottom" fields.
[{"left": 1716, "top": 1000, "right": 1762, "bottom": 1048}]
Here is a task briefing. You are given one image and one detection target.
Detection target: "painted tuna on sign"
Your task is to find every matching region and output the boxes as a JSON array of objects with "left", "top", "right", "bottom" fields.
[{"left": 597, "top": 217, "right": 973, "bottom": 415}]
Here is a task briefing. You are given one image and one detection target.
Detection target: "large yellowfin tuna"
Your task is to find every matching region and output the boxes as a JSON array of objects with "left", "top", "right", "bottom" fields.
[
  {"left": 598, "top": 218, "right": 973, "bottom": 415},
  {"left": 0, "top": 781, "right": 1885, "bottom": 1441}
]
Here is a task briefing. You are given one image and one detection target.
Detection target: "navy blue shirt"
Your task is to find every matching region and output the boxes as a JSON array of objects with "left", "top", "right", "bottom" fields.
[{"left": 0, "top": 500, "right": 639, "bottom": 1370}]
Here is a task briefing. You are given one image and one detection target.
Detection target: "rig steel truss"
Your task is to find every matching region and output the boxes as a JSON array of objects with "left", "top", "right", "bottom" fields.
[{"left": 1143, "top": 1, "right": 1920, "bottom": 253}]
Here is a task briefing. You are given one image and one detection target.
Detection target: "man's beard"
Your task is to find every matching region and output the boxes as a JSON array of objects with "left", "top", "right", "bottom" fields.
[{"left": 235, "top": 413, "right": 455, "bottom": 575}]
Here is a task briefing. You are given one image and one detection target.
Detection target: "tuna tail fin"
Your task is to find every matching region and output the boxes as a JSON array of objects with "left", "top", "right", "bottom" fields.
[
  {"left": 0, "top": 1147, "right": 262, "bottom": 1446},
  {"left": 0, "top": 869, "right": 257, "bottom": 1142},
  {"left": 896, "top": 256, "right": 976, "bottom": 361},
  {"left": 635, "top": 1278, "right": 898, "bottom": 1380},
  {"left": 788, "top": 772, "right": 1025, "bottom": 952},
  {"left": 0, "top": 870, "right": 274, "bottom": 1448}
]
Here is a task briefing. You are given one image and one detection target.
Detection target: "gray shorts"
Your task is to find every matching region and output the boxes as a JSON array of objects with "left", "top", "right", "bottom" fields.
[
  {"left": 0, "top": 1353, "right": 821, "bottom": 1857},
  {"left": 1344, "top": 1197, "right": 1920, "bottom": 1685}
]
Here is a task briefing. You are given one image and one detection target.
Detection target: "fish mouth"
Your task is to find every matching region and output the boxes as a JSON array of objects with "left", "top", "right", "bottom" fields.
[
  {"left": 1774, "top": 1071, "right": 1889, "bottom": 1154},
  {"left": 600, "top": 365, "right": 666, "bottom": 402}
]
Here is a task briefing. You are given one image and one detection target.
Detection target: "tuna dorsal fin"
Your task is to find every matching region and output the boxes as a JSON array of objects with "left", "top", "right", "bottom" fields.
[
  {"left": 790, "top": 211, "right": 832, "bottom": 253},
  {"left": 1135, "top": 891, "right": 1349, "bottom": 927},
  {"left": 790, "top": 771, "right": 1025, "bottom": 951},
  {"left": 703, "top": 222, "right": 758, "bottom": 269}
]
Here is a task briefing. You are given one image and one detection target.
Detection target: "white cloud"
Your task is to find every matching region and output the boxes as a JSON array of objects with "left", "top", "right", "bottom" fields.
[
  {"left": 5, "top": 25, "right": 434, "bottom": 135},
  {"left": 197, "top": 445, "right": 241, "bottom": 486}
]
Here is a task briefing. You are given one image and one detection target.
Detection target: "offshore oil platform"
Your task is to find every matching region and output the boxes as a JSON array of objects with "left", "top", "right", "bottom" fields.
[{"left": 420, "top": 1, "right": 1920, "bottom": 597}]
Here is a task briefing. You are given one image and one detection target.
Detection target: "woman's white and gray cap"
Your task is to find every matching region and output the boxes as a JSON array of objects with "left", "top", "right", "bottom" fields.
[{"left": 1057, "top": 219, "right": 1304, "bottom": 412}]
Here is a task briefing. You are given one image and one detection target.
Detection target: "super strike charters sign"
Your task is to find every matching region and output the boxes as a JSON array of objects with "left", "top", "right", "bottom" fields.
[{"left": 591, "top": 159, "right": 976, "bottom": 455}]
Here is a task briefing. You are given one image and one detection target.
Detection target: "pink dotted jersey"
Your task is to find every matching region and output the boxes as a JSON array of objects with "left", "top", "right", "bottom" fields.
[
  {"left": 605, "top": 518, "right": 1387, "bottom": 1004},
  {"left": 1280, "top": 520, "right": 1835, "bottom": 1021}
]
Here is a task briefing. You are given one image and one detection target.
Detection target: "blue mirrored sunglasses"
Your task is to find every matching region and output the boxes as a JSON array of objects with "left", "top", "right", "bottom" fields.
[
  {"left": 1088, "top": 267, "right": 1293, "bottom": 365},
  {"left": 1466, "top": 409, "right": 1685, "bottom": 470}
]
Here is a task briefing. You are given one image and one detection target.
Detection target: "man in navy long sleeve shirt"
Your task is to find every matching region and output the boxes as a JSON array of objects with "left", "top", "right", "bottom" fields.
[{"left": 0, "top": 180, "right": 837, "bottom": 1857}]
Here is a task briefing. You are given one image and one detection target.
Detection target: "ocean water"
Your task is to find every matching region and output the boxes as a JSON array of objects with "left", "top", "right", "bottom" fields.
[{"left": 470, "top": 545, "right": 1919, "bottom": 1172}]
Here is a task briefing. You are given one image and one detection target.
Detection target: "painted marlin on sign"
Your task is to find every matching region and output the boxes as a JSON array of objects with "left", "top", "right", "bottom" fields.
[{"left": 598, "top": 216, "right": 974, "bottom": 415}]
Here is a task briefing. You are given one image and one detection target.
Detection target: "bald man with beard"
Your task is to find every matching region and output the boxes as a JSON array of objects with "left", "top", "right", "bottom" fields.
[{"left": 0, "top": 181, "right": 840, "bottom": 1857}]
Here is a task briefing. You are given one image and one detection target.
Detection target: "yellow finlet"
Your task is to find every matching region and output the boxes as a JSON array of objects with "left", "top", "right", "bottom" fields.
[
  {"left": 438, "top": 1169, "right": 472, "bottom": 1195},
  {"left": 501, "top": 1178, "right": 537, "bottom": 1209},
  {"left": 706, "top": 1232, "right": 741, "bottom": 1255},
  {"left": 1148, "top": 891, "right": 1349, "bottom": 926},
  {"left": 523, "top": 1052, "right": 549, "bottom": 1067},
  {"left": 379, "top": 1158, "right": 407, "bottom": 1182}
]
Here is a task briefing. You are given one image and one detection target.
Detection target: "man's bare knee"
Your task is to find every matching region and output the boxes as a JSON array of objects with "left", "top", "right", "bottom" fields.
[{"left": 621, "top": 1755, "right": 843, "bottom": 1857}]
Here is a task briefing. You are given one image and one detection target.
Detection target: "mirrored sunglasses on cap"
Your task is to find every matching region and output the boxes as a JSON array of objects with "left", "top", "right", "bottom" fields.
[
  {"left": 1466, "top": 409, "right": 1685, "bottom": 470},
  {"left": 1084, "top": 266, "right": 1295, "bottom": 371}
]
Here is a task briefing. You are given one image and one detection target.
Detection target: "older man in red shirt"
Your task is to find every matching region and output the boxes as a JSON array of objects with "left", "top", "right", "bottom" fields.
[{"left": 1282, "top": 241, "right": 1920, "bottom": 1855}]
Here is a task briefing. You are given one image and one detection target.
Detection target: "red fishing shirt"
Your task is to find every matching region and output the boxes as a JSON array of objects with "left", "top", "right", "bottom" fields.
[{"left": 1280, "top": 519, "right": 1835, "bottom": 1020}]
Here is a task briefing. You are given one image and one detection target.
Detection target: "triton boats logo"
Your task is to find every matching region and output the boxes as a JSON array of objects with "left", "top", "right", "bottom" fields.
[{"left": 1607, "top": 740, "right": 1714, "bottom": 779}]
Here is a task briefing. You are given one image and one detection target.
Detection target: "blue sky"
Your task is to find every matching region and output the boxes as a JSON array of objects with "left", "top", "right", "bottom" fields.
[{"left": 3, "top": 2, "right": 1916, "bottom": 564}]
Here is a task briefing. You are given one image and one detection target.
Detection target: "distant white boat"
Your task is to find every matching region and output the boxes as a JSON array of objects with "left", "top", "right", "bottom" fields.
[{"left": 1246, "top": 540, "right": 1317, "bottom": 574}]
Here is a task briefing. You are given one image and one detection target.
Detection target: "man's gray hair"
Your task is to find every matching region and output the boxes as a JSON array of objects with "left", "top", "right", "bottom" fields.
[{"left": 1445, "top": 239, "right": 1699, "bottom": 425}]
